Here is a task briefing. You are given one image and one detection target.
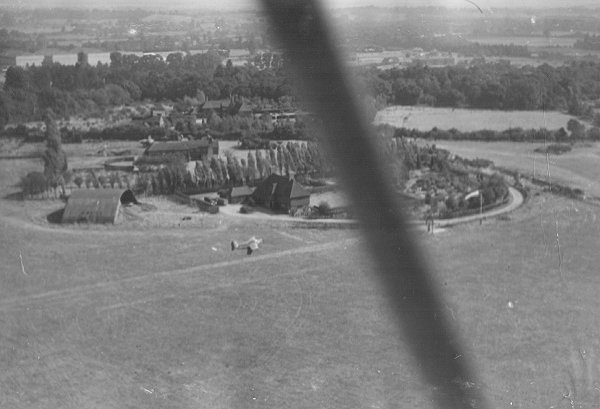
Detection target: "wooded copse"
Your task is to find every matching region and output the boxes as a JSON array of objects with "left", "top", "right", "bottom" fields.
[
  {"left": 375, "top": 128, "right": 510, "bottom": 216},
  {"left": 356, "top": 61, "right": 600, "bottom": 115}
]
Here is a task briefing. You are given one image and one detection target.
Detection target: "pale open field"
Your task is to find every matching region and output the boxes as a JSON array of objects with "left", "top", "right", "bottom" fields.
[
  {"left": 466, "top": 36, "right": 576, "bottom": 47},
  {"left": 374, "top": 106, "right": 578, "bottom": 132},
  {"left": 1, "top": 142, "right": 600, "bottom": 408}
]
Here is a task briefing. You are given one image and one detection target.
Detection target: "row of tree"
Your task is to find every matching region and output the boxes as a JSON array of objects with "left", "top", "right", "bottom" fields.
[
  {"left": 132, "top": 141, "right": 331, "bottom": 196},
  {"left": 381, "top": 120, "right": 600, "bottom": 143}
]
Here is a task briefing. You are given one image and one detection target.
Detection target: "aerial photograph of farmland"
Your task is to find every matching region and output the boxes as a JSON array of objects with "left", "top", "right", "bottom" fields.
[{"left": 2, "top": 0, "right": 600, "bottom": 408}]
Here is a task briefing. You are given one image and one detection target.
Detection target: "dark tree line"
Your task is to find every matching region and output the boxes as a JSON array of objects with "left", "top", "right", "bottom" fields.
[
  {"left": 356, "top": 60, "right": 600, "bottom": 114},
  {"left": 8, "top": 50, "right": 600, "bottom": 132},
  {"left": 378, "top": 118, "right": 600, "bottom": 142},
  {"left": 574, "top": 34, "right": 600, "bottom": 52}
]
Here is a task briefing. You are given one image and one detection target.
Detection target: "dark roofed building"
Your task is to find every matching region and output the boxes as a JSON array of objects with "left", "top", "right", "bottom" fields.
[
  {"left": 228, "top": 185, "right": 256, "bottom": 204},
  {"left": 202, "top": 99, "right": 231, "bottom": 110},
  {"left": 144, "top": 137, "right": 218, "bottom": 161},
  {"left": 252, "top": 174, "right": 310, "bottom": 212},
  {"left": 62, "top": 189, "right": 138, "bottom": 224},
  {"left": 200, "top": 99, "right": 231, "bottom": 118},
  {"left": 230, "top": 101, "right": 253, "bottom": 116}
]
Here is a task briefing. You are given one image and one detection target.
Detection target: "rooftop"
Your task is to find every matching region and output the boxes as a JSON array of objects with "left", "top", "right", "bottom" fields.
[{"left": 146, "top": 138, "right": 218, "bottom": 153}]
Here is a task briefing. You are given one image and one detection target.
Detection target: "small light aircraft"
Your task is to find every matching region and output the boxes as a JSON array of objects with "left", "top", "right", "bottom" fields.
[{"left": 231, "top": 236, "right": 263, "bottom": 255}]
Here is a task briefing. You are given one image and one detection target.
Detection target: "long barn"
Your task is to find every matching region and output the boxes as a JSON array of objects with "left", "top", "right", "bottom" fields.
[{"left": 144, "top": 137, "right": 219, "bottom": 162}]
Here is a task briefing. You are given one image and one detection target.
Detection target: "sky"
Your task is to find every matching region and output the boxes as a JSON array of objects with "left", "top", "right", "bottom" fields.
[{"left": 1, "top": 0, "right": 597, "bottom": 10}]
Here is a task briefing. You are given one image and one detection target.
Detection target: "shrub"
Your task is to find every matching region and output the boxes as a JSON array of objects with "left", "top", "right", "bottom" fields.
[
  {"left": 445, "top": 194, "right": 458, "bottom": 211},
  {"left": 240, "top": 205, "right": 254, "bottom": 214},
  {"left": 73, "top": 175, "right": 83, "bottom": 188},
  {"left": 21, "top": 172, "right": 47, "bottom": 197},
  {"left": 97, "top": 175, "right": 107, "bottom": 187},
  {"left": 317, "top": 201, "right": 331, "bottom": 216},
  {"left": 109, "top": 173, "right": 119, "bottom": 188},
  {"left": 534, "top": 143, "right": 572, "bottom": 155}
]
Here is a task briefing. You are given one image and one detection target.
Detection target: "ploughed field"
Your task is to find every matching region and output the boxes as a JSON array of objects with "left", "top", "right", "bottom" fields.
[{"left": 1, "top": 154, "right": 600, "bottom": 408}]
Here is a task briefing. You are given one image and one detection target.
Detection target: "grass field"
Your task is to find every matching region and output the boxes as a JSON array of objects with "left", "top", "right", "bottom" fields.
[
  {"left": 1, "top": 151, "right": 600, "bottom": 408},
  {"left": 466, "top": 36, "right": 576, "bottom": 47},
  {"left": 374, "top": 106, "right": 578, "bottom": 132}
]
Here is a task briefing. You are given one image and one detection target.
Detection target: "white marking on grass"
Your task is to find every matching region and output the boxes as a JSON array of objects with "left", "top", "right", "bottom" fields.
[
  {"left": 0, "top": 237, "right": 360, "bottom": 312},
  {"left": 19, "top": 252, "right": 27, "bottom": 276},
  {"left": 276, "top": 230, "right": 307, "bottom": 243}
]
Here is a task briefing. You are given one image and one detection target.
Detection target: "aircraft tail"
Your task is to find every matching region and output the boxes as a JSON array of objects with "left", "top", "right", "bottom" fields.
[{"left": 231, "top": 240, "right": 238, "bottom": 251}]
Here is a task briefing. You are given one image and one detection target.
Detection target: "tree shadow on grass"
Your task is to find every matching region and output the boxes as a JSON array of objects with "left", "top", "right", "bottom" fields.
[
  {"left": 46, "top": 208, "right": 64, "bottom": 224},
  {"left": 3, "top": 191, "right": 24, "bottom": 201}
]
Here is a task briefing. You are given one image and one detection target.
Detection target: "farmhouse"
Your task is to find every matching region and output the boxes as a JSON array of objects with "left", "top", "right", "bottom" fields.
[
  {"left": 144, "top": 137, "right": 219, "bottom": 161},
  {"left": 62, "top": 189, "right": 138, "bottom": 224},
  {"left": 251, "top": 174, "right": 310, "bottom": 212}
]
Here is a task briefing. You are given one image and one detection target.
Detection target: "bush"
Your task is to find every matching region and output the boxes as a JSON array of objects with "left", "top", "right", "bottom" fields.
[
  {"left": 73, "top": 175, "right": 83, "bottom": 188},
  {"left": 21, "top": 172, "right": 47, "bottom": 197},
  {"left": 317, "top": 201, "right": 331, "bottom": 216},
  {"left": 534, "top": 143, "right": 572, "bottom": 155},
  {"left": 240, "top": 205, "right": 254, "bottom": 214}
]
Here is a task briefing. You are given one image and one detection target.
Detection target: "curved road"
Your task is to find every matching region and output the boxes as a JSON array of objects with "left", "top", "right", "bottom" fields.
[
  {"left": 219, "top": 186, "right": 524, "bottom": 228},
  {"left": 434, "top": 187, "right": 523, "bottom": 227}
]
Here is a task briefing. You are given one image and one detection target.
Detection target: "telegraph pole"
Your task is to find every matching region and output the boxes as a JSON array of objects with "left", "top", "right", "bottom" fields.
[{"left": 479, "top": 192, "right": 483, "bottom": 225}]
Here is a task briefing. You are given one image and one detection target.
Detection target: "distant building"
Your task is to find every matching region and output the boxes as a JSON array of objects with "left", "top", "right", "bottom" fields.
[
  {"left": 201, "top": 99, "right": 231, "bottom": 117},
  {"left": 382, "top": 56, "right": 400, "bottom": 64},
  {"left": 144, "top": 137, "right": 219, "bottom": 161},
  {"left": 230, "top": 100, "right": 253, "bottom": 116},
  {"left": 62, "top": 189, "right": 138, "bottom": 224},
  {"left": 228, "top": 185, "right": 256, "bottom": 204},
  {"left": 251, "top": 173, "right": 310, "bottom": 212}
]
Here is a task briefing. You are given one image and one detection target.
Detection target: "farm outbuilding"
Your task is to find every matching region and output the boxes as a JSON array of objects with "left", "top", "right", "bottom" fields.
[
  {"left": 252, "top": 174, "right": 310, "bottom": 212},
  {"left": 144, "top": 137, "right": 219, "bottom": 161},
  {"left": 228, "top": 185, "right": 256, "bottom": 204},
  {"left": 62, "top": 189, "right": 138, "bottom": 224}
]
